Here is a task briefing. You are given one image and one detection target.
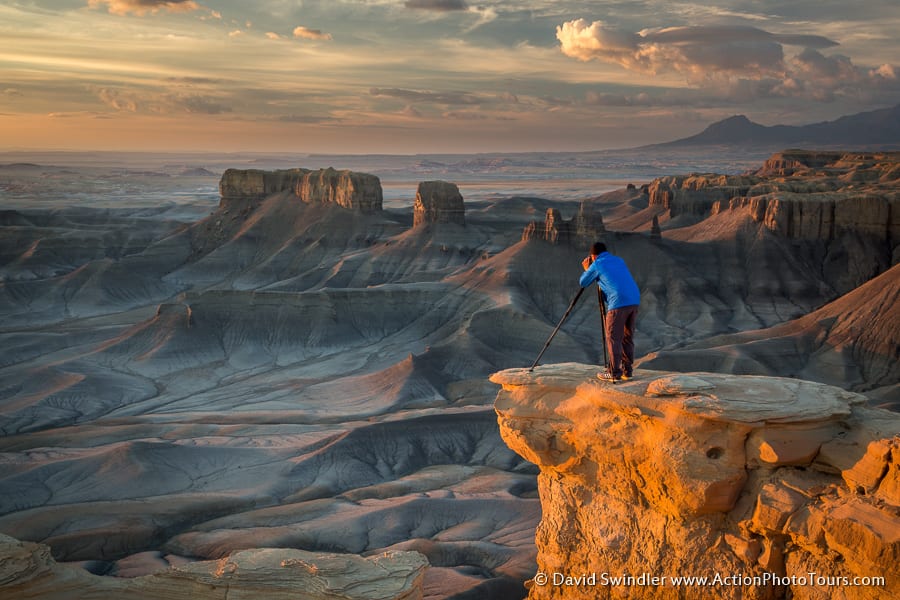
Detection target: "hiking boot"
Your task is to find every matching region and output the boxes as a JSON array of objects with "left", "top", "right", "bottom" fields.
[{"left": 597, "top": 370, "right": 621, "bottom": 382}]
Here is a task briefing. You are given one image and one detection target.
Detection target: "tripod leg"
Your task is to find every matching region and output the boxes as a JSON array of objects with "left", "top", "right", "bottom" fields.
[
  {"left": 598, "top": 289, "right": 609, "bottom": 369},
  {"left": 529, "top": 287, "right": 586, "bottom": 371}
]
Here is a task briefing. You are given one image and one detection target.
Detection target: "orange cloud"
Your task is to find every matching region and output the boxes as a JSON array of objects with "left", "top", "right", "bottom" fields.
[
  {"left": 556, "top": 20, "right": 839, "bottom": 80},
  {"left": 293, "top": 26, "right": 333, "bottom": 41},
  {"left": 88, "top": 0, "right": 200, "bottom": 16}
]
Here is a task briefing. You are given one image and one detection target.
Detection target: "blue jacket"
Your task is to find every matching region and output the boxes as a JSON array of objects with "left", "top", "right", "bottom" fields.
[{"left": 579, "top": 252, "right": 640, "bottom": 309}]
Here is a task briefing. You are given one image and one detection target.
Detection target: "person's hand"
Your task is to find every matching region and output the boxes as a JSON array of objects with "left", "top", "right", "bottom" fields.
[{"left": 581, "top": 256, "right": 592, "bottom": 270}]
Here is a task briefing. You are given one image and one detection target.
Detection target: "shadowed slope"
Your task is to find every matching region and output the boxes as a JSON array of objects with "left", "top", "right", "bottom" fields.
[{"left": 640, "top": 263, "right": 900, "bottom": 406}]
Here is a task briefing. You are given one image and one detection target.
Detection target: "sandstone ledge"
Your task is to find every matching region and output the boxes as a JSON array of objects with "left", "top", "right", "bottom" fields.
[
  {"left": 645, "top": 151, "right": 900, "bottom": 246},
  {"left": 219, "top": 167, "right": 383, "bottom": 213},
  {"left": 492, "top": 364, "right": 900, "bottom": 600},
  {"left": 0, "top": 533, "right": 427, "bottom": 600}
]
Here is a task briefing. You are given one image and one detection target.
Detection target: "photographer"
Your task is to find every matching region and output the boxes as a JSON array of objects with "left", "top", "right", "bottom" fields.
[{"left": 579, "top": 242, "right": 640, "bottom": 381}]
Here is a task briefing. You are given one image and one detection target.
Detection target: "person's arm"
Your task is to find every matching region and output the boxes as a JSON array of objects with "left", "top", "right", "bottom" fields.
[{"left": 579, "top": 258, "right": 597, "bottom": 287}]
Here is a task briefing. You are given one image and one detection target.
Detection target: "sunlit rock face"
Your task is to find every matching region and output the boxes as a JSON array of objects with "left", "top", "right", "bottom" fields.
[
  {"left": 0, "top": 533, "right": 427, "bottom": 600},
  {"left": 219, "top": 167, "right": 383, "bottom": 213},
  {"left": 492, "top": 364, "right": 900, "bottom": 600},
  {"left": 413, "top": 181, "right": 466, "bottom": 227},
  {"left": 521, "top": 202, "right": 605, "bottom": 246},
  {"left": 646, "top": 151, "right": 900, "bottom": 246}
]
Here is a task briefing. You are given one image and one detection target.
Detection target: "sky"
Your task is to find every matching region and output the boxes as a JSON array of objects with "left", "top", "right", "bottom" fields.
[{"left": 1, "top": 0, "right": 898, "bottom": 154}]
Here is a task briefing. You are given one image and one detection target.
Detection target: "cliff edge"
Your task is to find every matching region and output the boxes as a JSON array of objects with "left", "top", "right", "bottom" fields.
[
  {"left": 219, "top": 167, "right": 383, "bottom": 213},
  {"left": 646, "top": 151, "right": 900, "bottom": 248},
  {"left": 492, "top": 364, "right": 899, "bottom": 599}
]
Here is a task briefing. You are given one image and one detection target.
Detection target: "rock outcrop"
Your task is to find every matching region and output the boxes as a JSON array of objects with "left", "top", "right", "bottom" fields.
[
  {"left": 646, "top": 151, "right": 900, "bottom": 247},
  {"left": 522, "top": 202, "right": 605, "bottom": 245},
  {"left": 412, "top": 181, "right": 465, "bottom": 226},
  {"left": 492, "top": 364, "right": 900, "bottom": 600},
  {"left": 219, "top": 167, "right": 383, "bottom": 213},
  {"left": 0, "top": 533, "right": 427, "bottom": 600},
  {"left": 650, "top": 214, "right": 661, "bottom": 238}
]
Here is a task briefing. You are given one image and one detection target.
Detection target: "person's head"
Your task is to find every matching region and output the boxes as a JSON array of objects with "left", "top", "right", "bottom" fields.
[{"left": 590, "top": 242, "right": 606, "bottom": 258}]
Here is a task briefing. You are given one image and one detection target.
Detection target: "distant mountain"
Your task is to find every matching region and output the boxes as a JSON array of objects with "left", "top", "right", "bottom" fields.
[{"left": 652, "top": 104, "right": 900, "bottom": 149}]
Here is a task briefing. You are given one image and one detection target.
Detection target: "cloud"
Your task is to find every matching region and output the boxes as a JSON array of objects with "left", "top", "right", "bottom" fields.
[
  {"left": 293, "top": 26, "right": 333, "bottom": 41},
  {"left": 557, "top": 19, "right": 896, "bottom": 102},
  {"left": 276, "top": 114, "right": 338, "bottom": 123},
  {"left": 441, "top": 111, "right": 489, "bottom": 120},
  {"left": 165, "top": 77, "right": 221, "bottom": 85},
  {"left": 778, "top": 48, "right": 900, "bottom": 101},
  {"left": 48, "top": 111, "right": 101, "bottom": 118},
  {"left": 557, "top": 21, "right": 837, "bottom": 78},
  {"left": 642, "top": 26, "right": 837, "bottom": 50},
  {"left": 98, "top": 88, "right": 140, "bottom": 112},
  {"left": 404, "top": 0, "right": 468, "bottom": 11},
  {"left": 463, "top": 6, "right": 498, "bottom": 32},
  {"left": 442, "top": 110, "right": 514, "bottom": 121},
  {"left": 556, "top": 20, "right": 644, "bottom": 69},
  {"left": 96, "top": 87, "right": 231, "bottom": 114},
  {"left": 87, "top": 0, "right": 200, "bottom": 16},
  {"left": 170, "top": 94, "right": 231, "bottom": 114},
  {"left": 266, "top": 32, "right": 282, "bottom": 40},
  {"left": 871, "top": 64, "right": 897, "bottom": 80},
  {"left": 3, "top": 88, "right": 22, "bottom": 97},
  {"left": 370, "top": 87, "right": 482, "bottom": 105},
  {"left": 584, "top": 91, "right": 654, "bottom": 107}
]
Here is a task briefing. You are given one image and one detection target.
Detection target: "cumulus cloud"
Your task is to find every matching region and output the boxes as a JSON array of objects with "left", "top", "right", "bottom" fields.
[
  {"left": 556, "top": 21, "right": 838, "bottom": 79},
  {"left": 774, "top": 49, "right": 897, "bottom": 101},
  {"left": 88, "top": 0, "right": 200, "bottom": 16},
  {"left": 404, "top": 0, "right": 468, "bottom": 11},
  {"left": 266, "top": 32, "right": 282, "bottom": 40},
  {"left": 872, "top": 64, "right": 897, "bottom": 80},
  {"left": 556, "top": 20, "right": 644, "bottom": 69},
  {"left": 557, "top": 19, "right": 897, "bottom": 102},
  {"left": 293, "top": 26, "right": 333, "bottom": 41}
]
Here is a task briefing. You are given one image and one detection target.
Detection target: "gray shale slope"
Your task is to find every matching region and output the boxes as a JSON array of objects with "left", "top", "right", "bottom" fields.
[{"left": 0, "top": 153, "right": 897, "bottom": 599}]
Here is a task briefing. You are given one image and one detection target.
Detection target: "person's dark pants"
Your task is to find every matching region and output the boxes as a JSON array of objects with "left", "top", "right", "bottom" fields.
[{"left": 605, "top": 305, "right": 638, "bottom": 377}]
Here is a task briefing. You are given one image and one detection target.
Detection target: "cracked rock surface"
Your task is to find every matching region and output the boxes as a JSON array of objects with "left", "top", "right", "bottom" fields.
[{"left": 493, "top": 364, "right": 900, "bottom": 600}]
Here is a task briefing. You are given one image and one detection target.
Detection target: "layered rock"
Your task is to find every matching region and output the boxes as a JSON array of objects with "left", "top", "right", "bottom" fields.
[
  {"left": 412, "top": 181, "right": 465, "bottom": 226},
  {"left": 753, "top": 150, "right": 847, "bottom": 177},
  {"left": 646, "top": 151, "right": 900, "bottom": 246},
  {"left": 0, "top": 533, "right": 427, "bottom": 600},
  {"left": 219, "top": 167, "right": 383, "bottom": 213},
  {"left": 522, "top": 202, "right": 605, "bottom": 245},
  {"left": 492, "top": 364, "right": 900, "bottom": 600},
  {"left": 647, "top": 174, "right": 758, "bottom": 217}
]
